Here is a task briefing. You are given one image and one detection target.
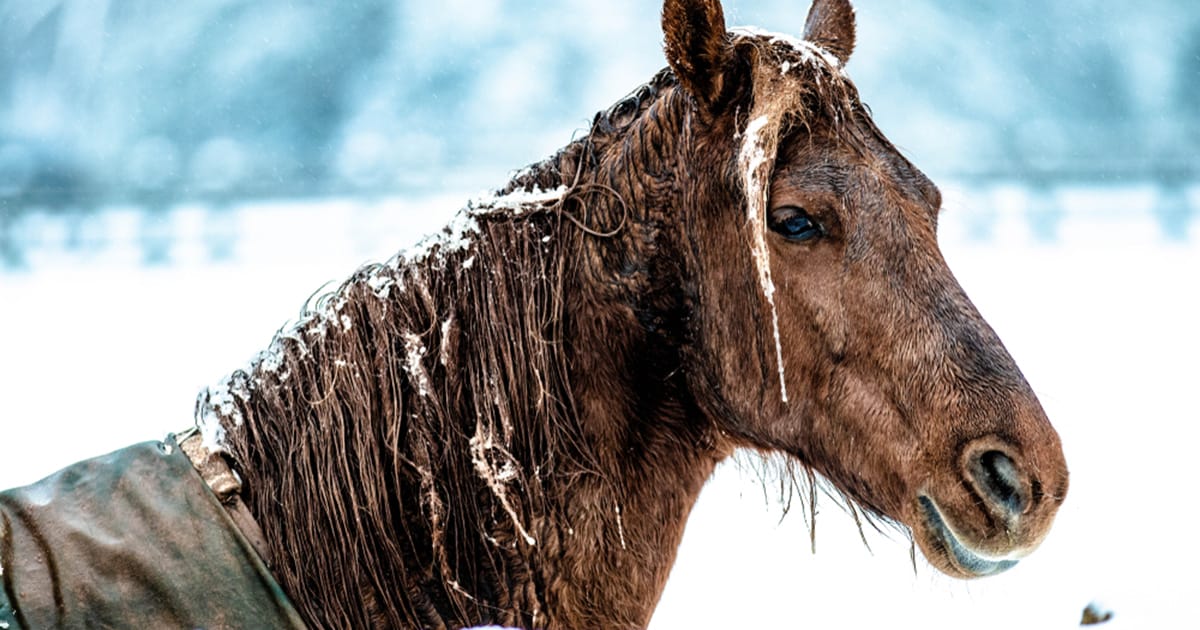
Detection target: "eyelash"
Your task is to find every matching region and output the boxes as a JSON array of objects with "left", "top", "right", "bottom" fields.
[{"left": 768, "top": 206, "right": 823, "bottom": 242}]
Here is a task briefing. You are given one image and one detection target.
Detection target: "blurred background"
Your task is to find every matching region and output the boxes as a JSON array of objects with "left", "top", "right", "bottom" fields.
[
  {"left": 0, "top": 0, "right": 1196, "bottom": 263},
  {"left": 0, "top": 1, "right": 1196, "bottom": 628}
]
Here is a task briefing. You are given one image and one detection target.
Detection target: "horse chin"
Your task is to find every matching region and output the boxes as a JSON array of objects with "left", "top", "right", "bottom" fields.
[{"left": 913, "top": 496, "right": 1021, "bottom": 579}]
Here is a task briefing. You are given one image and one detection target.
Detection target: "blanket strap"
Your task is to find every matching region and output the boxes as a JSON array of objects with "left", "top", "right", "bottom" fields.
[{"left": 177, "top": 430, "right": 275, "bottom": 569}]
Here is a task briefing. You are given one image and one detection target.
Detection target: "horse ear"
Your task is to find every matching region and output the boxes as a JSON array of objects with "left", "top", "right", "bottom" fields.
[
  {"left": 662, "top": 0, "right": 730, "bottom": 110},
  {"left": 802, "top": 0, "right": 856, "bottom": 66}
]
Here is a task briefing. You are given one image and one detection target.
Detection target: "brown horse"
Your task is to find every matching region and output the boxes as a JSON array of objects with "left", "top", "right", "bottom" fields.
[{"left": 192, "top": 0, "right": 1069, "bottom": 627}]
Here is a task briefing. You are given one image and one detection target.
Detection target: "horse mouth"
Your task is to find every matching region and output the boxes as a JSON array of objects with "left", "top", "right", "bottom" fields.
[{"left": 917, "top": 496, "right": 1019, "bottom": 578}]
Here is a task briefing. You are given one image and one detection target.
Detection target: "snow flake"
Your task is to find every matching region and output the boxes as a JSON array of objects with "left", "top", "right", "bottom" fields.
[
  {"left": 403, "top": 332, "right": 431, "bottom": 397},
  {"left": 470, "top": 426, "right": 537, "bottom": 546},
  {"left": 366, "top": 271, "right": 396, "bottom": 299},
  {"left": 402, "top": 209, "right": 480, "bottom": 266},
  {"left": 471, "top": 184, "right": 568, "bottom": 215},
  {"left": 439, "top": 317, "right": 457, "bottom": 368},
  {"left": 615, "top": 503, "right": 628, "bottom": 551},
  {"left": 259, "top": 344, "right": 285, "bottom": 374},
  {"left": 197, "top": 372, "right": 251, "bottom": 452},
  {"left": 198, "top": 385, "right": 238, "bottom": 452},
  {"left": 394, "top": 183, "right": 567, "bottom": 272},
  {"left": 730, "top": 25, "right": 843, "bottom": 71}
]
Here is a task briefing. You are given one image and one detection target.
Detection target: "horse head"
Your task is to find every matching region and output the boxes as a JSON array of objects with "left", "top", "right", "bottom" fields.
[{"left": 661, "top": 0, "right": 1068, "bottom": 578}]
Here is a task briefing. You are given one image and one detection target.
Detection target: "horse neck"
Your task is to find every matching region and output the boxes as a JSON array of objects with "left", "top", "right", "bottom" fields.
[
  {"left": 211, "top": 78, "right": 733, "bottom": 628},
  {"left": 528, "top": 92, "right": 732, "bottom": 628}
]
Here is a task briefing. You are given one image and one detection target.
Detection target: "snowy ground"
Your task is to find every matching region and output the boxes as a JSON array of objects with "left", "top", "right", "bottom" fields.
[{"left": 0, "top": 186, "right": 1196, "bottom": 628}]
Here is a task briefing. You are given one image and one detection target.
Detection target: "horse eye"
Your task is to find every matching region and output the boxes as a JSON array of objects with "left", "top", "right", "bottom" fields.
[{"left": 769, "top": 207, "right": 823, "bottom": 242}]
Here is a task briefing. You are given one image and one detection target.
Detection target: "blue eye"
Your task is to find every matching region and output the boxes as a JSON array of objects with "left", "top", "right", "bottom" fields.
[{"left": 770, "top": 207, "right": 823, "bottom": 242}]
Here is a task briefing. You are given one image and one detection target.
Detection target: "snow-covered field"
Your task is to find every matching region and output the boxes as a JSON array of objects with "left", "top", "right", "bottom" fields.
[{"left": 1, "top": 186, "right": 1196, "bottom": 628}]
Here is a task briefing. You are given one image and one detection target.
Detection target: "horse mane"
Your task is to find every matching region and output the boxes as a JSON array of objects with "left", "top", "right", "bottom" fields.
[
  {"left": 191, "top": 66, "right": 691, "bottom": 627},
  {"left": 193, "top": 35, "right": 879, "bottom": 628}
]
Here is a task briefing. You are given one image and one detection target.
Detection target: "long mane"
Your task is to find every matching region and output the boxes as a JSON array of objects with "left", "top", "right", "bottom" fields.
[
  {"left": 193, "top": 32, "right": 877, "bottom": 627},
  {"left": 194, "top": 70, "right": 683, "bottom": 627}
]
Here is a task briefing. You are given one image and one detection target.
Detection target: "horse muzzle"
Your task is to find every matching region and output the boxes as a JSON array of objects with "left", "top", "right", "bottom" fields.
[
  {"left": 912, "top": 436, "right": 1067, "bottom": 578},
  {"left": 917, "top": 495, "right": 1023, "bottom": 577}
]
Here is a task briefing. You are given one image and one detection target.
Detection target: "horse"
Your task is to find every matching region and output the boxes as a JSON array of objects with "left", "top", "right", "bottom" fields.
[{"left": 0, "top": 0, "right": 1068, "bottom": 628}]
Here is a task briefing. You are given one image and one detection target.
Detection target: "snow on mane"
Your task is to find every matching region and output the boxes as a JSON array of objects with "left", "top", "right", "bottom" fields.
[
  {"left": 198, "top": 373, "right": 248, "bottom": 452},
  {"left": 730, "top": 25, "right": 845, "bottom": 75},
  {"left": 399, "top": 209, "right": 480, "bottom": 266},
  {"left": 402, "top": 331, "right": 431, "bottom": 398},
  {"left": 396, "top": 184, "right": 568, "bottom": 266},
  {"left": 196, "top": 182, "right": 570, "bottom": 450},
  {"left": 472, "top": 184, "right": 569, "bottom": 213}
]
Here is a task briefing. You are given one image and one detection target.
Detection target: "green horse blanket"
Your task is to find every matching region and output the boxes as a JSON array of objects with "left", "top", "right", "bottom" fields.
[{"left": 0, "top": 436, "right": 305, "bottom": 629}]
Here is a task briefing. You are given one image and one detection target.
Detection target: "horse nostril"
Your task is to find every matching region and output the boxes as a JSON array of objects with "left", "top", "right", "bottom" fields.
[{"left": 976, "top": 450, "right": 1026, "bottom": 515}]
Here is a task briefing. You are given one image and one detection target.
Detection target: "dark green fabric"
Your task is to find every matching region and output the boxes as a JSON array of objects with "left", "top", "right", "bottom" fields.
[{"left": 0, "top": 437, "right": 306, "bottom": 629}]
